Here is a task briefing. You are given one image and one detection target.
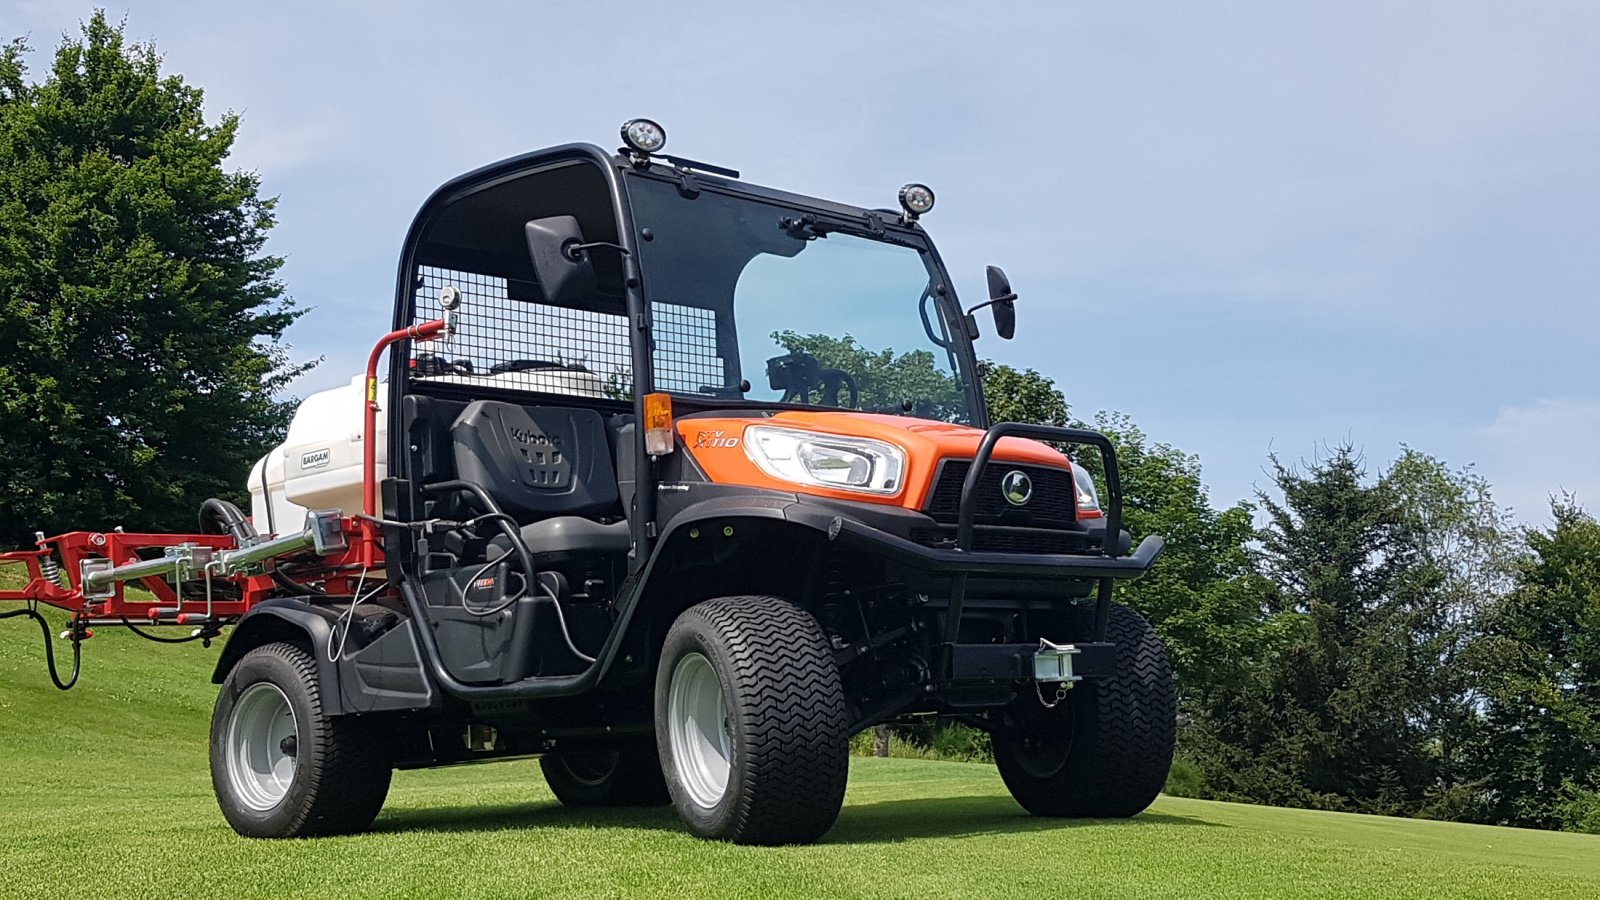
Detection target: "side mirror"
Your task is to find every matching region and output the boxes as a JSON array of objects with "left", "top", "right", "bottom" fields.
[
  {"left": 985, "top": 265, "right": 1017, "bottom": 340},
  {"left": 525, "top": 215, "right": 597, "bottom": 306}
]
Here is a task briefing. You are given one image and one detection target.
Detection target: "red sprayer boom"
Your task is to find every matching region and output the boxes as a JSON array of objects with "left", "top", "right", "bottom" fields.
[{"left": 0, "top": 318, "right": 448, "bottom": 688}]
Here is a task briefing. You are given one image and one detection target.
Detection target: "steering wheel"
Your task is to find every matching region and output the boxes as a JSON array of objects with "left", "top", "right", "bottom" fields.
[
  {"left": 819, "top": 369, "right": 858, "bottom": 409},
  {"left": 767, "top": 351, "right": 858, "bottom": 408}
]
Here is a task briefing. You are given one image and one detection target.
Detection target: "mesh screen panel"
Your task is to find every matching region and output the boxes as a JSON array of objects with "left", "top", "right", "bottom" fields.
[
  {"left": 651, "top": 304, "right": 724, "bottom": 393},
  {"left": 410, "top": 266, "right": 726, "bottom": 399},
  {"left": 412, "top": 267, "right": 631, "bottom": 391}
]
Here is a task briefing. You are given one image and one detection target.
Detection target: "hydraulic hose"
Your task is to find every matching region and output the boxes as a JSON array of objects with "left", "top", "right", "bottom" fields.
[
  {"left": 121, "top": 618, "right": 203, "bottom": 644},
  {"left": 1, "top": 608, "right": 82, "bottom": 690},
  {"left": 198, "top": 498, "right": 259, "bottom": 547}
]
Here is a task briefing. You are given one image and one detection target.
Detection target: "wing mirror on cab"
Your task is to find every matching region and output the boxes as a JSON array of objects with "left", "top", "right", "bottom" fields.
[
  {"left": 524, "top": 215, "right": 598, "bottom": 306},
  {"left": 965, "top": 265, "right": 1018, "bottom": 340}
]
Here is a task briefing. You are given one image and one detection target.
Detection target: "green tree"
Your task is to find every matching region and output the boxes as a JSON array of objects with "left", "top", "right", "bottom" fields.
[
  {"left": 982, "top": 362, "right": 1070, "bottom": 427},
  {"left": 1466, "top": 497, "right": 1600, "bottom": 831},
  {"left": 1384, "top": 449, "right": 1520, "bottom": 815},
  {"left": 1190, "top": 449, "right": 1444, "bottom": 814},
  {"left": 0, "top": 14, "right": 307, "bottom": 544}
]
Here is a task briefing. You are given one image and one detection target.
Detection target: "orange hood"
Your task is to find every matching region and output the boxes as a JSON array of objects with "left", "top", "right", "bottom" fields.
[{"left": 677, "top": 411, "right": 1072, "bottom": 510}]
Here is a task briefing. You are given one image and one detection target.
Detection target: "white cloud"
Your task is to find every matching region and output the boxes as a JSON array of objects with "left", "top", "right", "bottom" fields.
[{"left": 1476, "top": 398, "right": 1600, "bottom": 523}]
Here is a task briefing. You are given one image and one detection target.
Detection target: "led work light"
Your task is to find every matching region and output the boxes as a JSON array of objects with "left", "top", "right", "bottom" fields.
[
  {"left": 898, "top": 183, "right": 935, "bottom": 221},
  {"left": 621, "top": 118, "right": 667, "bottom": 155}
]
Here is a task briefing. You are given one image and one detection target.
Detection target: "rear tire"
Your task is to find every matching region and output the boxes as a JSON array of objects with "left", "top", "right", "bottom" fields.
[
  {"left": 655, "top": 596, "right": 850, "bottom": 844},
  {"left": 993, "top": 603, "right": 1175, "bottom": 818},
  {"left": 209, "top": 642, "right": 392, "bottom": 838},
  {"left": 540, "top": 746, "right": 670, "bottom": 807}
]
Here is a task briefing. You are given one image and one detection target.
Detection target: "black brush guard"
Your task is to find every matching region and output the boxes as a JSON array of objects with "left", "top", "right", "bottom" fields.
[{"left": 826, "top": 423, "right": 1164, "bottom": 685}]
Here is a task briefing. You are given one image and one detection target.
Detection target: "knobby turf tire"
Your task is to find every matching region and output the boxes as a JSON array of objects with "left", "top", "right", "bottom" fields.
[
  {"left": 655, "top": 596, "right": 850, "bottom": 845},
  {"left": 994, "top": 603, "right": 1175, "bottom": 818},
  {"left": 209, "top": 641, "right": 392, "bottom": 838},
  {"left": 540, "top": 745, "right": 670, "bottom": 807}
]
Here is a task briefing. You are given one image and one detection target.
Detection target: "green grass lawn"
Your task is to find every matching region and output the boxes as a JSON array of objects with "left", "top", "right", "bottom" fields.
[{"left": 4, "top": 585, "right": 1599, "bottom": 898}]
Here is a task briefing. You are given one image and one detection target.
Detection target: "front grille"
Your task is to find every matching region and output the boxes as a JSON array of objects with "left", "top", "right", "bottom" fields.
[
  {"left": 923, "top": 461, "right": 1076, "bottom": 528},
  {"left": 909, "top": 525, "right": 1091, "bottom": 555}
]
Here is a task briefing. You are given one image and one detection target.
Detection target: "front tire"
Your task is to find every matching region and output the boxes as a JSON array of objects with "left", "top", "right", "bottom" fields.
[
  {"left": 655, "top": 596, "right": 850, "bottom": 844},
  {"left": 993, "top": 603, "right": 1175, "bottom": 818},
  {"left": 540, "top": 746, "right": 670, "bottom": 807},
  {"left": 209, "top": 642, "right": 392, "bottom": 838}
]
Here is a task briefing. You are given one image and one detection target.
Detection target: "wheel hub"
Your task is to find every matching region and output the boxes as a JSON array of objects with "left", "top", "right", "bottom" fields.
[
  {"left": 667, "top": 652, "right": 732, "bottom": 809},
  {"left": 225, "top": 682, "right": 299, "bottom": 811}
]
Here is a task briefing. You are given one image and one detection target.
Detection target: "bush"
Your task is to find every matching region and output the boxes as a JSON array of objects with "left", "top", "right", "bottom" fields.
[
  {"left": 1164, "top": 756, "right": 1206, "bottom": 798},
  {"left": 849, "top": 721, "right": 993, "bottom": 763},
  {"left": 1559, "top": 783, "right": 1600, "bottom": 834}
]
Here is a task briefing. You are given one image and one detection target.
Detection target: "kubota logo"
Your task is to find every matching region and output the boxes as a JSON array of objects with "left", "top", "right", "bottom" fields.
[{"left": 1001, "top": 470, "right": 1033, "bottom": 507}]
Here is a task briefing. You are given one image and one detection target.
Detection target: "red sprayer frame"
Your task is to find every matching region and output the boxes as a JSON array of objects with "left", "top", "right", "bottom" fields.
[
  {"left": 0, "top": 319, "right": 447, "bottom": 659},
  {"left": 0, "top": 523, "right": 377, "bottom": 625}
]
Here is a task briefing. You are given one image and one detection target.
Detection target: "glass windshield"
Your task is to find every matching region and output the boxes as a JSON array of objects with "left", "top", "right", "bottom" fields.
[{"left": 628, "top": 176, "right": 972, "bottom": 423}]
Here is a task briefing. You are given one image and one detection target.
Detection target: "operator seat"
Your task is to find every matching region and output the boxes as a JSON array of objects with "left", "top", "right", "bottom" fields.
[{"left": 450, "top": 400, "right": 631, "bottom": 557}]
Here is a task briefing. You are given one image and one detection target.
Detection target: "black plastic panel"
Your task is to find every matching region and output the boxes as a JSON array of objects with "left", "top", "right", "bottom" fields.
[
  {"left": 924, "top": 460, "right": 1076, "bottom": 527},
  {"left": 451, "top": 400, "right": 619, "bottom": 519}
]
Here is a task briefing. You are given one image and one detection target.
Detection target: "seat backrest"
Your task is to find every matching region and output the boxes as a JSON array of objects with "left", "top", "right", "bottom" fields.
[{"left": 451, "top": 401, "right": 619, "bottom": 519}]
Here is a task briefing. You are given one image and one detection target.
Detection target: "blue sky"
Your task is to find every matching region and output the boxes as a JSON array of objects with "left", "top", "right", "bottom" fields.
[{"left": 6, "top": 1, "right": 1597, "bottom": 522}]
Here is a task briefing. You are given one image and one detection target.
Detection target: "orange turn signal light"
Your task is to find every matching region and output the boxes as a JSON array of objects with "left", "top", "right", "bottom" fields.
[{"left": 644, "top": 392, "right": 674, "bottom": 455}]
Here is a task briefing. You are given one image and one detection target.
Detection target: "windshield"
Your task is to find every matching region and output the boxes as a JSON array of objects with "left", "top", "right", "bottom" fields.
[{"left": 627, "top": 175, "right": 973, "bottom": 423}]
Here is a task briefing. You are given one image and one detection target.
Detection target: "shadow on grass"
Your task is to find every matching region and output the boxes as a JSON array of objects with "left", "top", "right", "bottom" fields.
[
  {"left": 372, "top": 794, "right": 1216, "bottom": 844},
  {"left": 374, "top": 800, "right": 682, "bottom": 836},
  {"left": 825, "top": 795, "right": 1217, "bottom": 844}
]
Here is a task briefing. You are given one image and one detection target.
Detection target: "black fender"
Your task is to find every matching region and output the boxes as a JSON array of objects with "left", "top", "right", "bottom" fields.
[
  {"left": 213, "top": 599, "right": 348, "bottom": 715},
  {"left": 613, "top": 491, "right": 907, "bottom": 658}
]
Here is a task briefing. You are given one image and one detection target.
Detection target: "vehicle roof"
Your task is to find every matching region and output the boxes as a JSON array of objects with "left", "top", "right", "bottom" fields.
[{"left": 410, "top": 142, "right": 929, "bottom": 244}]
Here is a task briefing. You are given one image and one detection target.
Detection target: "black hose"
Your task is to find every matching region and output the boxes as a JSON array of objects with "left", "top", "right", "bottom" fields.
[
  {"left": 121, "top": 618, "right": 203, "bottom": 644},
  {"left": 1, "top": 608, "right": 82, "bottom": 690},
  {"left": 198, "top": 498, "right": 259, "bottom": 546},
  {"left": 271, "top": 567, "right": 331, "bottom": 597}
]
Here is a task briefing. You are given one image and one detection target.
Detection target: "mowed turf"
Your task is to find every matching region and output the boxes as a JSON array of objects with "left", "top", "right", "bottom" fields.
[{"left": 3, "top": 583, "right": 1599, "bottom": 898}]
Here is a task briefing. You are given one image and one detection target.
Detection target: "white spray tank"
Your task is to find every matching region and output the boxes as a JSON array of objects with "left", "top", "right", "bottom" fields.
[
  {"left": 249, "top": 374, "right": 385, "bottom": 537},
  {"left": 247, "top": 362, "right": 614, "bottom": 534}
]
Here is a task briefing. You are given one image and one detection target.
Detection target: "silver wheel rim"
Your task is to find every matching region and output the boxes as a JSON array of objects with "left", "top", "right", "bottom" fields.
[
  {"left": 226, "top": 682, "right": 299, "bottom": 811},
  {"left": 667, "top": 652, "right": 732, "bottom": 808}
]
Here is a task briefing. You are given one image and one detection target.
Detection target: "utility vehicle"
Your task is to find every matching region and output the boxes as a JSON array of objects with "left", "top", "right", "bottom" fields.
[{"left": 1, "top": 120, "right": 1172, "bottom": 845}]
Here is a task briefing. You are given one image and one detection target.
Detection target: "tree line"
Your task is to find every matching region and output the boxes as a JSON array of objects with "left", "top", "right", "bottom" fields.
[{"left": 988, "top": 365, "right": 1600, "bottom": 834}]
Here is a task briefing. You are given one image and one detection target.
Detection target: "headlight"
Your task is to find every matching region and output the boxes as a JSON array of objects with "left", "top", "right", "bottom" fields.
[
  {"left": 744, "top": 426, "right": 906, "bottom": 495},
  {"left": 1072, "top": 464, "right": 1101, "bottom": 512}
]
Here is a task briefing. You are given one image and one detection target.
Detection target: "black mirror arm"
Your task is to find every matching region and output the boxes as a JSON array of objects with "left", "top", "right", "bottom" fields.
[
  {"left": 564, "top": 240, "right": 631, "bottom": 261},
  {"left": 964, "top": 293, "right": 1016, "bottom": 315}
]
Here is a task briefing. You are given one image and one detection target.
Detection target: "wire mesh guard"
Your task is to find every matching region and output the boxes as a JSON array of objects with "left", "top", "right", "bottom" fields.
[{"left": 410, "top": 267, "right": 726, "bottom": 398}]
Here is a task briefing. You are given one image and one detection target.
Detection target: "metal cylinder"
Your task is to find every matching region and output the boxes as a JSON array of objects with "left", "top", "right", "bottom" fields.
[
  {"left": 80, "top": 510, "right": 346, "bottom": 590},
  {"left": 83, "top": 554, "right": 184, "bottom": 589},
  {"left": 215, "top": 529, "right": 313, "bottom": 575},
  {"left": 214, "top": 509, "right": 346, "bottom": 576}
]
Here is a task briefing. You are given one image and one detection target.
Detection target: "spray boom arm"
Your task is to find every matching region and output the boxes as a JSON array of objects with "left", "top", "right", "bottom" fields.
[{"left": 1, "top": 318, "right": 446, "bottom": 687}]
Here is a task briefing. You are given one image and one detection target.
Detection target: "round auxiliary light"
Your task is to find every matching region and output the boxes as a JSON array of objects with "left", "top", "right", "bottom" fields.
[
  {"left": 620, "top": 118, "right": 667, "bottom": 154},
  {"left": 898, "top": 183, "right": 935, "bottom": 219}
]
